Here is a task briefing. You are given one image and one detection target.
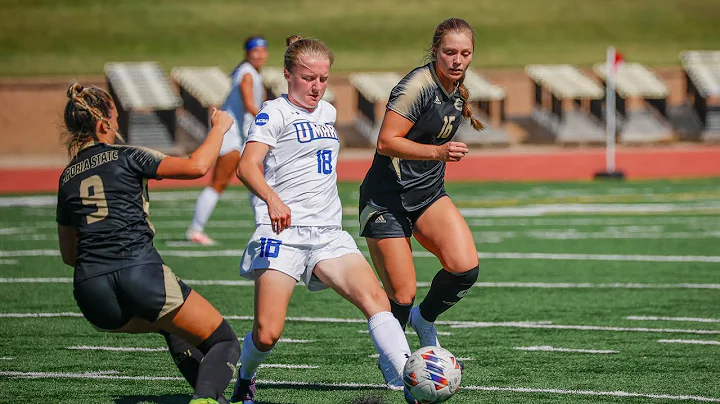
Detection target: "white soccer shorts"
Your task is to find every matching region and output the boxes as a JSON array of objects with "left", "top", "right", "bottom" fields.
[
  {"left": 239, "top": 225, "right": 362, "bottom": 291},
  {"left": 218, "top": 118, "right": 251, "bottom": 156}
]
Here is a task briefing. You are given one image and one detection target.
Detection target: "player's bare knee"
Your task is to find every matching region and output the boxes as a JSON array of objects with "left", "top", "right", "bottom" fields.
[
  {"left": 392, "top": 289, "right": 417, "bottom": 306},
  {"left": 254, "top": 327, "right": 281, "bottom": 351},
  {"left": 444, "top": 256, "right": 479, "bottom": 275}
]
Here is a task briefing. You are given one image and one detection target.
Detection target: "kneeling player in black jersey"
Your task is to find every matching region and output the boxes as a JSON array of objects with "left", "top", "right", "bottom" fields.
[
  {"left": 359, "top": 18, "right": 484, "bottom": 359},
  {"left": 57, "top": 83, "right": 238, "bottom": 404}
]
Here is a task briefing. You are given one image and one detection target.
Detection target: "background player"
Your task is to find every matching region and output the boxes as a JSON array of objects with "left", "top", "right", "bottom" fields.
[
  {"left": 187, "top": 36, "right": 269, "bottom": 245},
  {"left": 359, "top": 18, "right": 484, "bottom": 349},
  {"left": 57, "top": 83, "right": 239, "bottom": 404},
  {"left": 229, "top": 35, "right": 413, "bottom": 404}
]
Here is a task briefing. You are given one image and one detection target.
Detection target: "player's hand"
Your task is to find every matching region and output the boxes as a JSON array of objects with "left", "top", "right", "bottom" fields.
[
  {"left": 210, "top": 108, "right": 234, "bottom": 132},
  {"left": 267, "top": 194, "right": 291, "bottom": 234},
  {"left": 437, "top": 141, "right": 469, "bottom": 162}
]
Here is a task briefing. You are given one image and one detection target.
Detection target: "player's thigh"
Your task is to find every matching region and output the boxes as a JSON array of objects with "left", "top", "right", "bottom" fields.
[
  {"left": 252, "top": 269, "right": 297, "bottom": 341},
  {"left": 366, "top": 237, "right": 416, "bottom": 302},
  {"left": 414, "top": 196, "right": 478, "bottom": 273},
  {"left": 313, "top": 252, "right": 390, "bottom": 317},
  {"left": 211, "top": 150, "right": 240, "bottom": 190}
]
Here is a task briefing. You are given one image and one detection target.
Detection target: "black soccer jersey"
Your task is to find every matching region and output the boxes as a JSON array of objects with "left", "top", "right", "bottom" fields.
[
  {"left": 360, "top": 62, "right": 465, "bottom": 212},
  {"left": 56, "top": 142, "right": 166, "bottom": 281}
]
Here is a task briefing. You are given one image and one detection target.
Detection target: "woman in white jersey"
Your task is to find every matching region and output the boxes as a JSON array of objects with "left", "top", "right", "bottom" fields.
[
  {"left": 229, "top": 35, "right": 414, "bottom": 404},
  {"left": 186, "top": 36, "right": 268, "bottom": 245}
]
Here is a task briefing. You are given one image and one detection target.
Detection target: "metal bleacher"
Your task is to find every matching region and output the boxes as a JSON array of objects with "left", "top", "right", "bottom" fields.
[
  {"left": 455, "top": 69, "right": 510, "bottom": 146},
  {"left": 680, "top": 51, "right": 720, "bottom": 142},
  {"left": 593, "top": 62, "right": 673, "bottom": 144},
  {"left": 349, "top": 70, "right": 510, "bottom": 145},
  {"left": 526, "top": 64, "right": 605, "bottom": 144},
  {"left": 104, "top": 62, "right": 182, "bottom": 152},
  {"left": 171, "top": 66, "right": 231, "bottom": 142},
  {"left": 262, "top": 67, "right": 336, "bottom": 104},
  {"left": 348, "top": 72, "right": 403, "bottom": 144}
]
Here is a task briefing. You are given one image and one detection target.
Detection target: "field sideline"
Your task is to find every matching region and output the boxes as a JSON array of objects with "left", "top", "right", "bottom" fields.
[{"left": 0, "top": 180, "right": 719, "bottom": 403}]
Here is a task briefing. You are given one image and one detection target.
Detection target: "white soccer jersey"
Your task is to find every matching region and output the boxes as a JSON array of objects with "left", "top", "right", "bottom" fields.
[
  {"left": 247, "top": 95, "right": 341, "bottom": 227},
  {"left": 222, "top": 62, "right": 265, "bottom": 141}
]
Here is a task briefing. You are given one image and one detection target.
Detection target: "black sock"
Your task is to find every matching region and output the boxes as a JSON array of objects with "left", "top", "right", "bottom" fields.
[
  {"left": 193, "top": 320, "right": 240, "bottom": 400},
  {"left": 158, "top": 331, "right": 203, "bottom": 388},
  {"left": 419, "top": 266, "right": 479, "bottom": 322},
  {"left": 389, "top": 298, "right": 414, "bottom": 330}
]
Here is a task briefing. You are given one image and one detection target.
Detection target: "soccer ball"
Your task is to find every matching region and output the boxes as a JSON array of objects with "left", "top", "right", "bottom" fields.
[{"left": 403, "top": 346, "right": 462, "bottom": 403}]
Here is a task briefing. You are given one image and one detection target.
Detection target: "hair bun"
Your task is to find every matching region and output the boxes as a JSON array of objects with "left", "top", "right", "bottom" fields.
[
  {"left": 66, "top": 82, "right": 84, "bottom": 99},
  {"left": 286, "top": 35, "right": 303, "bottom": 47}
]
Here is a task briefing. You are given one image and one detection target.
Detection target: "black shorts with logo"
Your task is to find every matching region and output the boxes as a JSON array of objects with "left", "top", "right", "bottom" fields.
[
  {"left": 358, "top": 190, "right": 448, "bottom": 239},
  {"left": 73, "top": 263, "right": 191, "bottom": 331}
]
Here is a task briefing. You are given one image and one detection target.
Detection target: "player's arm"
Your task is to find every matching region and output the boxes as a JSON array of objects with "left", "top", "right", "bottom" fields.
[
  {"left": 240, "top": 74, "right": 260, "bottom": 116},
  {"left": 155, "top": 109, "right": 234, "bottom": 179},
  {"left": 57, "top": 224, "right": 77, "bottom": 266},
  {"left": 377, "top": 110, "right": 468, "bottom": 162},
  {"left": 237, "top": 141, "right": 291, "bottom": 234}
]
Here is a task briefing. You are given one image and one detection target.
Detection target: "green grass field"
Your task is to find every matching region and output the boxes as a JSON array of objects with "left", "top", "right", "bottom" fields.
[
  {"left": 1, "top": 179, "right": 720, "bottom": 403},
  {"left": 1, "top": 0, "right": 719, "bottom": 75}
]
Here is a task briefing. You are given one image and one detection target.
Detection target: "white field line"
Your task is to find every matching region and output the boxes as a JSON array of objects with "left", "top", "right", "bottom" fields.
[
  {"left": 0, "top": 357, "right": 13, "bottom": 360},
  {"left": 0, "top": 312, "right": 83, "bottom": 318},
  {"left": 3, "top": 312, "right": 718, "bottom": 336},
  {"left": 657, "top": 339, "right": 720, "bottom": 346},
  {"left": 0, "top": 371, "right": 719, "bottom": 402},
  {"left": 514, "top": 346, "right": 619, "bottom": 354},
  {"left": 459, "top": 203, "right": 720, "bottom": 217},
  {"left": 258, "top": 364, "right": 319, "bottom": 369},
  {"left": 357, "top": 330, "right": 454, "bottom": 336},
  {"left": 449, "top": 322, "right": 720, "bottom": 335},
  {"left": 2, "top": 277, "right": 720, "bottom": 290},
  {"left": 4, "top": 248, "right": 720, "bottom": 263},
  {"left": 67, "top": 346, "right": 166, "bottom": 352},
  {"left": 368, "top": 353, "right": 473, "bottom": 361},
  {"left": 627, "top": 316, "right": 720, "bottom": 323}
]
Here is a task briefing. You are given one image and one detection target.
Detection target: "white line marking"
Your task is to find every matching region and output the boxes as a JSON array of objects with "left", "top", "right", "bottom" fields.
[
  {"left": 0, "top": 357, "right": 13, "bottom": 360},
  {"left": 4, "top": 249, "right": 720, "bottom": 263},
  {"left": 657, "top": 339, "right": 720, "bottom": 346},
  {"left": 449, "top": 322, "right": 720, "bottom": 335},
  {"left": 0, "top": 312, "right": 83, "bottom": 318},
  {"left": 514, "top": 346, "right": 619, "bottom": 354},
  {"left": 258, "top": 364, "right": 319, "bottom": 369},
  {"left": 460, "top": 203, "right": 720, "bottom": 217},
  {"left": 0, "top": 371, "right": 718, "bottom": 402},
  {"left": 627, "top": 316, "right": 720, "bottom": 323},
  {"left": 368, "top": 353, "right": 473, "bottom": 361},
  {"left": 67, "top": 346, "right": 166, "bottom": 352},
  {"left": 358, "top": 330, "right": 454, "bottom": 336},
  {"left": 2, "top": 277, "right": 720, "bottom": 290},
  {"left": 9, "top": 312, "right": 718, "bottom": 336},
  {"left": 0, "top": 259, "right": 17, "bottom": 265}
]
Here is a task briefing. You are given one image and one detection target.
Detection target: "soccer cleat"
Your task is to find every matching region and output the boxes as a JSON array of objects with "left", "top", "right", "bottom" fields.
[
  {"left": 186, "top": 229, "right": 217, "bottom": 246},
  {"left": 189, "top": 399, "right": 219, "bottom": 404},
  {"left": 403, "top": 387, "right": 419, "bottom": 404},
  {"left": 229, "top": 374, "right": 256, "bottom": 404},
  {"left": 409, "top": 306, "right": 440, "bottom": 348},
  {"left": 377, "top": 356, "right": 404, "bottom": 391}
]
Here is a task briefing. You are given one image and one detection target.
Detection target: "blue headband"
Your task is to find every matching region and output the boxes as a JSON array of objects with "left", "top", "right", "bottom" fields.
[{"left": 246, "top": 38, "right": 268, "bottom": 51}]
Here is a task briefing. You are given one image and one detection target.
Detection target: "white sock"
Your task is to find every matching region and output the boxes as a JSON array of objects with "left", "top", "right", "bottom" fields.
[
  {"left": 189, "top": 187, "right": 220, "bottom": 232},
  {"left": 239, "top": 331, "right": 272, "bottom": 380},
  {"left": 368, "top": 311, "right": 411, "bottom": 377}
]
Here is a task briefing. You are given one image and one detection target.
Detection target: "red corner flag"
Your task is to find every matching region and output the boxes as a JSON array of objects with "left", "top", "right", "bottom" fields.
[{"left": 613, "top": 50, "right": 625, "bottom": 72}]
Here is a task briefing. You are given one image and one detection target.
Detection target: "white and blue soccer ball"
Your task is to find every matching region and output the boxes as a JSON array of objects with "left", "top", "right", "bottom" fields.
[{"left": 403, "top": 346, "right": 463, "bottom": 403}]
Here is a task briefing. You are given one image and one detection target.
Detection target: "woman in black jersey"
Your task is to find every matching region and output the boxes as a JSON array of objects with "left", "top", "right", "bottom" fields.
[
  {"left": 359, "top": 18, "right": 484, "bottom": 350},
  {"left": 56, "top": 83, "right": 238, "bottom": 404}
]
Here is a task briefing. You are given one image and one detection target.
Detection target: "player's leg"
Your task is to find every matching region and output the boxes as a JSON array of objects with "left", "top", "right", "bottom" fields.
[
  {"left": 119, "top": 265, "right": 240, "bottom": 402},
  {"left": 360, "top": 201, "right": 418, "bottom": 329},
  {"left": 411, "top": 196, "right": 479, "bottom": 346},
  {"left": 230, "top": 269, "right": 296, "bottom": 403},
  {"left": 187, "top": 145, "right": 240, "bottom": 245},
  {"left": 311, "top": 231, "right": 411, "bottom": 391}
]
